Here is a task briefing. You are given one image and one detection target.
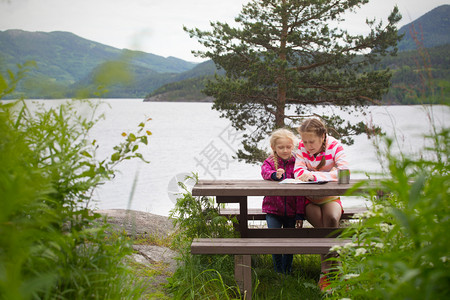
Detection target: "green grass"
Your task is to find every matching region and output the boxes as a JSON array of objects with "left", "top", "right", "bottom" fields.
[{"left": 252, "top": 254, "right": 322, "bottom": 299}]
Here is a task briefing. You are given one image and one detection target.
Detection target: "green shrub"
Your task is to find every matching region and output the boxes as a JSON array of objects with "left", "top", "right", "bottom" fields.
[
  {"left": 169, "top": 173, "right": 238, "bottom": 248},
  {"left": 1, "top": 65, "right": 152, "bottom": 299},
  {"left": 167, "top": 173, "right": 239, "bottom": 299},
  {"left": 328, "top": 128, "right": 450, "bottom": 299}
]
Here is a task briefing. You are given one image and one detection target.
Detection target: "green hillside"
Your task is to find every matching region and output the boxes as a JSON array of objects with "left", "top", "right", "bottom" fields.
[
  {"left": 379, "top": 44, "right": 450, "bottom": 104},
  {"left": 0, "top": 29, "right": 196, "bottom": 98}
]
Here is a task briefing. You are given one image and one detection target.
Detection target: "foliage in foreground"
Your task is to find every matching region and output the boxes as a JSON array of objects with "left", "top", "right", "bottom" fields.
[
  {"left": 167, "top": 173, "right": 240, "bottom": 299},
  {"left": 169, "top": 173, "right": 238, "bottom": 248},
  {"left": 0, "top": 65, "right": 152, "bottom": 299},
  {"left": 327, "top": 128, "right": 450, "bottom": 299}
]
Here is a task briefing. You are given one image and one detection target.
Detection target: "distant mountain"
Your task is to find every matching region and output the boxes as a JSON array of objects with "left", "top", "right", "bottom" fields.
[
  {"left": 0, "top": 29, "right": 196, "bottom": 98},
  {"left": 397, "top": 5, "right": 450, "bottom": 51}
]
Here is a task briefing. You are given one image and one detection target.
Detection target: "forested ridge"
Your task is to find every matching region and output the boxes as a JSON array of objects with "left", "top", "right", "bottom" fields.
[{"left": 147, "top": 44, "right": 449, "bottom": 104}]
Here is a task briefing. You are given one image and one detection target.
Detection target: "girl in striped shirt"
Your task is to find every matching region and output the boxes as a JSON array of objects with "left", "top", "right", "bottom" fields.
[{"left": 294, "top": 118, "right": 349, "bottom": 290}]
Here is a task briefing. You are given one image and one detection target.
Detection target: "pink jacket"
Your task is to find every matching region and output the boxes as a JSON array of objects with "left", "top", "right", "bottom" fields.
[{"left": 261, "top": 155, "right": 305, "bottom": 217}]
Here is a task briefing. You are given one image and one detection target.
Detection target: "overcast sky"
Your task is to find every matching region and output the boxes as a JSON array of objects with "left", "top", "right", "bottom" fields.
[{"left": 0, "top": 0, "right": 448, "bottom": 62}]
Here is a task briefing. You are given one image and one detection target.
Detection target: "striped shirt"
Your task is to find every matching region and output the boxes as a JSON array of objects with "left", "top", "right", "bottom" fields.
[{"left": 294, "top": 136, "right": 349, "bottom": 182}]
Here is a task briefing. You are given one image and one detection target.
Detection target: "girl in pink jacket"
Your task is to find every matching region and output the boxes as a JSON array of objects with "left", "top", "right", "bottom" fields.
[{"left": 261, "top": 128, "right": 305, "bottom": 274}]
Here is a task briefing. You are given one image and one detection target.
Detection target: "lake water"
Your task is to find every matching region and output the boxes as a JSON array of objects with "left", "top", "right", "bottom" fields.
[{"left": 18, "top": 99, "right": 450, "bottom": 216}]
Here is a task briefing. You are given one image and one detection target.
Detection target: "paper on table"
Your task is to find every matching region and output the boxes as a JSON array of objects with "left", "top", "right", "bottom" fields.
[{"left": 279, "top": 178, "right": 329, "bottom": 184}]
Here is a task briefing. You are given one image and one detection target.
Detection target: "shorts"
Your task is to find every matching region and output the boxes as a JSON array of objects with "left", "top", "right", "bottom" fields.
[{"left": 305, "top": 197, "right": 344, "bottom": 213}]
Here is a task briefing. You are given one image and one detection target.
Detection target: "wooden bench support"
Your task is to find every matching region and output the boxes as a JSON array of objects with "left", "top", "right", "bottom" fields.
[
  {"left": 191, "top": 237, "right": 350, "bottom": 299},
  {"left": 235, "top": 255, "right": 251, "bottom": 298},
  {"left": 219, "top": 207, "right": 367, "bottom": 221}
]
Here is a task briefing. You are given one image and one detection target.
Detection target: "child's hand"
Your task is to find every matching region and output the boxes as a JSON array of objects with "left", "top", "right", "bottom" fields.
[
  {"left": 276, "top": 168, "right": 285, "bottom": 179},
  {"left": 298, "top": 173, "right": 314, "bottom": 182}
]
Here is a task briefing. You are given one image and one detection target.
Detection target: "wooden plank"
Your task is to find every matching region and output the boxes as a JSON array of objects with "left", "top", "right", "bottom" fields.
[
  {"left": 191, "top": 238, "right": 350, "bottom": 255},
  {"left": 245, "top": 228, "right": 342, "bottom": 238},
  {"left": 192, "top": 179, "right": 366, "bottom": 197},
  {"left": 193, "top": 237, "right": 343, "bottom": 244},
  {"left": 219, "top": 207, "right": 367, "bottom": 220}
]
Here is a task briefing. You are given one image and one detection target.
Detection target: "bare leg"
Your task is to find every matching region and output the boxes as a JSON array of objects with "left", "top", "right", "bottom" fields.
[
  {"left": 305, "top": 203, "right": 323, "bottom": 227},
  {"left": 320, "top": 201, "right": 342, "bottom": 273},
  {"left": 321, "top": 201, "right": 342, "bottom": 228}
]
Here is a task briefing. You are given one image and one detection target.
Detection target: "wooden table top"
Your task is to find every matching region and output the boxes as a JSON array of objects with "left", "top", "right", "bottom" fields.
[{"left": 192, "top": 179, "right": 365, "bottom": 197}]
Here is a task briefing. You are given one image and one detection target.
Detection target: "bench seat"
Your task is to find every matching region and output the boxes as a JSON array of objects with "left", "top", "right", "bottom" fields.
[
  {"left": 219, "top": 207, "right": 367, "bottom": 221},
  {"left": 191, "top": 237, "right": 350, "bottom": 255}
]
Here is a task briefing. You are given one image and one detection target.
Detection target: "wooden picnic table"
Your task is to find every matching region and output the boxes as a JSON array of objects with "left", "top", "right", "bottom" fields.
[
  {"left": 191, "top": 179, "right": 371, "bottom": 298},
  {"left": 192, "top": 179, "right": 366, "bottom": 238}
]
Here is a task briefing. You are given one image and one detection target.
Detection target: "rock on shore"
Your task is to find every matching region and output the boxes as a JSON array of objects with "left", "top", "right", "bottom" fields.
[
  {"left": 96, "top": 209, "right": 179, "bottom": 275},
  {"left": 96, "top": 209, "right": 175, "bottom": 237}
]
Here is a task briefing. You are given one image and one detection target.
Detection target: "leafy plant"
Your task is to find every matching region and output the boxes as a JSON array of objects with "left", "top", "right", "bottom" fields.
[
  {"left": 0, "top": 66, "right": 152, "bottom": 299},
  {"left": 167, "top": 173, "right": 239, "bottom": 299},
  {"left": 169, "top": 173, "right": 237, "bottom": 248},
  {"left": 327, "top": 128, "right": 450, "bottom": 299}
]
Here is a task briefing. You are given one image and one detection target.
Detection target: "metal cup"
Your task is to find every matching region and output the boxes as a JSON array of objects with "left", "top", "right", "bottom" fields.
[{"left": 338, "top": 169, "right": 350, "bottom": 184}]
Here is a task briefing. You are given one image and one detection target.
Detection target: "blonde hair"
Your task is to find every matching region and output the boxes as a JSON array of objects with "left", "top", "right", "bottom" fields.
[
  {"left": 269, "top": 128, "right": 298, "bottom": 169},
  {"left": 297, "top": 118, "right": 327, "bottom": 170}
]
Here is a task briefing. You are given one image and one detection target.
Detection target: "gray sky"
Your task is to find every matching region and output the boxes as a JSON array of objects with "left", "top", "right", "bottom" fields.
[{"left": 0, "top": 0, "right": 448, "bottom": 62}]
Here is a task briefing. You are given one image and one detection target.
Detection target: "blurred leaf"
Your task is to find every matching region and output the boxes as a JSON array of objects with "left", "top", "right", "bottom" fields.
[
  {"left": 0, "top": 74, "right": 7, "bottom": 93},
  {"left": 128, "top": 133, "right": 136, "bottom": 142},
  {"left": 93, "top": 60, "right": 133, "bottom": 86},
  {"left": 111, "top": 152, "right": 121, "bottom": 161},
  {"left": 80, "top": 150, "right": 92, "bottom": 158},
  {"left": 409, "top": 173, "right": 426, "bottom": 207}
]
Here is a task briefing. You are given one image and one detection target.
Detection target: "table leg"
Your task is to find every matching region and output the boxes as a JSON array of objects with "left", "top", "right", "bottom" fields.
[
  {"left": 239, "top": 196, "right": 248, "bottom": 237},
  {"left": 235, "top": 255, "right": 252, "bottom": 300},
  {"left": 217, "top": 196, "right": 249, "bottom": 237}
]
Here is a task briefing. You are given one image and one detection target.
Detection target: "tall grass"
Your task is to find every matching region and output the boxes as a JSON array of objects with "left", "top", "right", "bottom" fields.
[
  {"left": 167, "top": 173, "right": 240, "bottom": 299},
  {"left": 327, "top": 127, "right": 449, "bottom": 299},
  {"left": 1, "top": 64, "right": 152, "bottom": 299},
  {"left": 325, "top": 29, "right": 449, "bottom": 299}
]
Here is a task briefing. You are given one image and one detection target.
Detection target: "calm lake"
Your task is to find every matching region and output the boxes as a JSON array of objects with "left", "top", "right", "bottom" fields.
[{"left": 19, "top": 99, "right": 450, "bottom": 216}]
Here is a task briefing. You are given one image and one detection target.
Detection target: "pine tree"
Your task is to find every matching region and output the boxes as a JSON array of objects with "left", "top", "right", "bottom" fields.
[{"left": 185, "top": 0, "right": 402, "bottom": 163}]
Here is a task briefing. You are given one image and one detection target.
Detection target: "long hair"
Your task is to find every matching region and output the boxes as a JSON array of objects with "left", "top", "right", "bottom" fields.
[
  {"left": 269, "top": 128, "right": 298, "bottom": 169},
  {"left": 297, "top": 118, "right": 327, "bottom": 170}
]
